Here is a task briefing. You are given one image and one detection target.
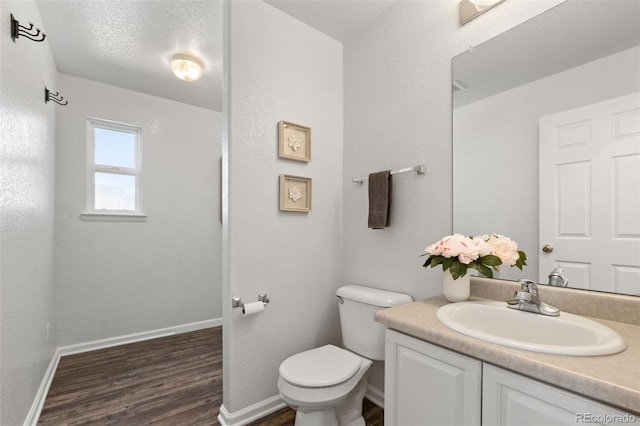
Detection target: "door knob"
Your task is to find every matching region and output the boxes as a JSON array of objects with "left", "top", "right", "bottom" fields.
[{"left": 542, "top": 244, "right": 553, "bottom": 253}]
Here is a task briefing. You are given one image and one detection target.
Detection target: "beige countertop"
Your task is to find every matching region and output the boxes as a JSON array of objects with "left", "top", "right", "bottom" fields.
[{"left": 375, "top": 295, "right": 640, "bottom": 415}]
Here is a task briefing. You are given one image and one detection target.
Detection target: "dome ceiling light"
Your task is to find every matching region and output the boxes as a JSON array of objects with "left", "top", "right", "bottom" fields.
[{"left": 170, "top": 53, "right": 204, "bottom": 82}]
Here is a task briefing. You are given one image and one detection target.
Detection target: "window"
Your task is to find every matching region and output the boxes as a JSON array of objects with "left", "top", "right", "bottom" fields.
[{"left": 83, "top": 118, "right": 144, "bottom": 221}]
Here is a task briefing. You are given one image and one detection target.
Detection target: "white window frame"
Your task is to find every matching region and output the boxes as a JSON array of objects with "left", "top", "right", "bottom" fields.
[{"left": 81, "top": 117, "right": 146, "bottom": 222}]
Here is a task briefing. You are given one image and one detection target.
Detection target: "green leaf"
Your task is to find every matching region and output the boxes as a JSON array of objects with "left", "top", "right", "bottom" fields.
[
  {"left": 474, "top": 263, "right": 493, "bottom": 278},
  {"left": 479, "top": 254, "right": 502, "bottom": 266},
  {"left": 514, "top": 251, "right": 527, "bottom": 270},
  {"left": 423, "top": 255, "right": 444, "bottom": 269},
  {"left": 442, "top": 257, "right": 453, "bottom": 272},
  {"left": 449, "top": 262, "right": 467, "bottom": 279},
  {"left": 449, "top": 267, "right": 460, "bottom": 279},
  {"left": 459, "top": 264, "right": 468, "bottom": 278}
]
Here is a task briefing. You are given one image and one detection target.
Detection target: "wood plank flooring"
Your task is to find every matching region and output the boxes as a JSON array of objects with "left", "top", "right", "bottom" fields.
[
  {"left": 38, "top": 327, "right": 222, "bottom": 425},
  {"left": 38, "top": 327, "right": 383, "bottom": 425}
]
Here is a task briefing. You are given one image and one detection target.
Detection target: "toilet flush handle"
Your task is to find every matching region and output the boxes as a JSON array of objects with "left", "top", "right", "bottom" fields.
[{"left": 336, "top": 295, "right": 344, "bottom": 304}]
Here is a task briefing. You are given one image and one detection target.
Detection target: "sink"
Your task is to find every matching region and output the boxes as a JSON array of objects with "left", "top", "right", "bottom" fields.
[{"left": 436, "top": 301, "right": 626, "bottom": 356}]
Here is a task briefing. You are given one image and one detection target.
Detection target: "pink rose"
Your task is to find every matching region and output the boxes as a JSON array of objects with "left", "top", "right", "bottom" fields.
[
  {"left": 486, "top": 234, "right": 519, "bottom": 266},
  {"left": 470, "top": 236, "right": 494, "bottom": 257},
  {"left": 426, "top": 234, "right": 498, "bottom": 264}
]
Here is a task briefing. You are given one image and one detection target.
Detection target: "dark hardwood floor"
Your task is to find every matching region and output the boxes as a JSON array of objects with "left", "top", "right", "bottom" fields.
[
  {"left": 38, "top": 327, "right": 222, "bottom": 425},
  {"left": 38, "top": 327, "right": 383, "bottom": 425}
]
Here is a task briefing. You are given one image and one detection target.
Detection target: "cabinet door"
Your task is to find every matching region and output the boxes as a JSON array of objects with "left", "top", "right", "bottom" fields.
[
  {"left": 385, "top": 329, "right": 482, "bottom": 426},
  {"left": 483, "top": 364, "right": 637, "bottom": 426}
]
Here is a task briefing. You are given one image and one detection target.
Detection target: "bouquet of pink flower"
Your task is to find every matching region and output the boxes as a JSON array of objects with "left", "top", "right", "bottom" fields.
[{"left": 422, "top": 233, "right": 526, "bottom": 279}]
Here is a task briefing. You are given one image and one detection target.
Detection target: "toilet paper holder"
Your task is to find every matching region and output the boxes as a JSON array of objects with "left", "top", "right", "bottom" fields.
[{"left": 232, "top": 293, "right": 269, "bottom": 309}]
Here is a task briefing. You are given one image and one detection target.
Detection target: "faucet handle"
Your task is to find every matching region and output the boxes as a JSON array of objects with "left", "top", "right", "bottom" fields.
[
  {"left": 508, "top": 279, "right": 560, "bottom": 316},
  {"left": 518, "top": 279, "right": 538, "bottom": 296}
]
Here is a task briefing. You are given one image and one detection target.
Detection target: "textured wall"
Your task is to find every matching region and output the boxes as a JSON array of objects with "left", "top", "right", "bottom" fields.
[
  {"left": 224, "top": 0, "right": 344, "bottom": 413},
  {"left": 343, "top": 0, "right": 565, "bottom": 301},
  {"left": 0, "top": 1, "right": 58, "bottom": 424},
  {"left": 343, "top": 0, "right": 564, "bottom": 392},
  {"left": 55, "top": 74, "right": 222, "bottom": 346}
]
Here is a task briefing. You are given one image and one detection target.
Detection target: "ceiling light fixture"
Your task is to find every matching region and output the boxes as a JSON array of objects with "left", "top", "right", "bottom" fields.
[
  {"left": 170, "top": 53, "right": 204, "bottom": 82},
  {"left": 460, "top": 0, "right": 505, "bottom": 25},
  {"left": 468, "top": 0, "right": 501, "bottom": 7}
]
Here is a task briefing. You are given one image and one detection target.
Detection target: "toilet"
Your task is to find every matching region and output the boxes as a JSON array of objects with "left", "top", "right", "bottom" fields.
[{"left": 277, "top": 285, "right": 413, "bottom": 426}]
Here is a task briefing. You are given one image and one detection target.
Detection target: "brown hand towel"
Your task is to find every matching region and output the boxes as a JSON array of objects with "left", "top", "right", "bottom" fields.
[{"left": 368, "top": 170, "right": 392, "bottom": 229}]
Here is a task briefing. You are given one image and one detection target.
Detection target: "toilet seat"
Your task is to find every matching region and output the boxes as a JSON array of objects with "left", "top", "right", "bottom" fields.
[{"left": 279, "top": 345, "right": 361, "bottom": 388}]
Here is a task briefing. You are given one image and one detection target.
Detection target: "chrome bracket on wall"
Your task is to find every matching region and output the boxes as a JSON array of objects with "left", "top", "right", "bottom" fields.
[{"left": 232, "top": 293, "right": 270, "bottom": 308}]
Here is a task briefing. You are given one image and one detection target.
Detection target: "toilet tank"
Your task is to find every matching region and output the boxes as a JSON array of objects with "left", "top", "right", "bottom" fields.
[{"left": 336, "top": 285, "right": 413, "bottom": 361}]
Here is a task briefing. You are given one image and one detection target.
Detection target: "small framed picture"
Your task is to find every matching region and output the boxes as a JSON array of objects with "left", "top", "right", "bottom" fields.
[
  {"left": 279, "top": 120, "right": 311, "bottom": 162},
  {"left": 279, "top": 174, "right": 311, "bottom": 212}
]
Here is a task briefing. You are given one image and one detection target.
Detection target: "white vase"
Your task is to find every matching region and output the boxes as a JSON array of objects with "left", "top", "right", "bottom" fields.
[{"left": 443, "top": 270, "right": 470, "bottom": 302}]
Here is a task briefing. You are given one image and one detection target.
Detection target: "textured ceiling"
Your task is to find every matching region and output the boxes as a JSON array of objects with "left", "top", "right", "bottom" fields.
[
  {"left": 36, "top": 0, "right": 223, "bottom": 111},
  {"left": 264, "top": 0, "right": 397, "bottom": 42},
  {"left": 34, "top": 1, "right": 639, "bottom": 114},
  {"left": 34, "top": 0, "right": 395, "bottom": 113}
]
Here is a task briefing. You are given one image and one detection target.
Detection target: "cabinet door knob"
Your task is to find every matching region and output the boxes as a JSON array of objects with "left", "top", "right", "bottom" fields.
[{"left": 542, "top": 244, "right": 553, "bottom": 253}]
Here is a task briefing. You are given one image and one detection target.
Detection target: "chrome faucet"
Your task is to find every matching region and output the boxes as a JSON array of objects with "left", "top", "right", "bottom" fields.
[
  {"left": 548, "top": 267, "right": 569, "bottom": 287},
  {"left": 507, "top": 279, "right": 560, "bottom": 316}
]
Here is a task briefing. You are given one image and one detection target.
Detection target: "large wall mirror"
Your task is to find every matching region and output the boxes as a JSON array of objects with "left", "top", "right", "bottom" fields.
[{"left": 453, "top": 0, "right": 640, "bottom": 296}]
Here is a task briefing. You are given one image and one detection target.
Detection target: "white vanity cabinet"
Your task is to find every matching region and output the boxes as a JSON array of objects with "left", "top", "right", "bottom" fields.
[
  {"left": 385, "top": 329, "right": 637, "bottom": 426},
  {"left": 384, "top": 329, "right": 482, "bottom": 426},
  {"left": 483, "top": 364, "right": 637, "bottom": 426}
]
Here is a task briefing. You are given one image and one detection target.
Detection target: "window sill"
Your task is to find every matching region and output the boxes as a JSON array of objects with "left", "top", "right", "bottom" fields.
[{"left": 80, "top": 212, "right": 147, "bottom": 222}]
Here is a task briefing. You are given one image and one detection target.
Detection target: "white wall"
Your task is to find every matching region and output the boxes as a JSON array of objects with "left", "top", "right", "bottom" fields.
[
  {"left": 223, "top": 0, "right": 344, "bottom": 415},
  {"left": 343, "top": 0, "right": 565, "bottom": 301},
  {"left": 55, "top": 74, "right": 222, "bottom": 346},
  {"left": 0, "top": 0, "right": 584, "bottom": 422},
  {"left": 0, "top": 2, "right": 58, "bottom": 424},
  {"left": 343, "top": 0, "right": 565, "bottom": 392},
  {"left": 454, "top": 46, "right": 640, "bottom": 282}
]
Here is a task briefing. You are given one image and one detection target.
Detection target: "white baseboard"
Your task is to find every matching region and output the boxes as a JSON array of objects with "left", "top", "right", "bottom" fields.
[
  {"left": 58, "top": 317, "right": 222, "bottom": 357},
  {"left": 366, "top": 384, "right": 385, "bottom": 409},
  {"left": 24, "top": 317, "right": 222, "bottom": 426},
  {"left": 23, "top": 347, "right": 61, "bottom": 426},
  {"left": 217, "top": 395, "right": 287, "bottom": 426}
]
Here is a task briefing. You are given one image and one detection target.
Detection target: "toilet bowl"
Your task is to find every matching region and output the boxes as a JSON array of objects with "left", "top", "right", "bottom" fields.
[
  {"left": 277, "top": 285, "right": 413, "bottom": 426},
  {"left": 278, "top": 344, "right": 373, "bottom": 426}
]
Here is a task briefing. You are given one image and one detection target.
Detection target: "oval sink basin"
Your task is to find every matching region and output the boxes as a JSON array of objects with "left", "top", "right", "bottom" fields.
[{"left": 437, "top": 301, "right": 626, "bottom": 356}]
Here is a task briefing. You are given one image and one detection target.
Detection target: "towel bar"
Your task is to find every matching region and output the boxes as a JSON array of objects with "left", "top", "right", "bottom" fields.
[{"left": 352, "top": 164, "right": 426, "bottom": 185}]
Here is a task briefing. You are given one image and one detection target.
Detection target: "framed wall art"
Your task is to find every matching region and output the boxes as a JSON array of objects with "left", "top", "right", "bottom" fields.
[
  {"left": 279, "top": 120, "right": 311, "bottom": 162},
  {"left": 279, "top": 174, "right": 311, "bottom": 212}
]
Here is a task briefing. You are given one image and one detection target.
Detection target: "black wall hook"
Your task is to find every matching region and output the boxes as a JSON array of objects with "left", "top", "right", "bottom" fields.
[
  {"left": 45, "top": 87, "right": 68, "bottom": 106},
  {"left": 11, "top": 14, "right": 46, "bottom": 43}
]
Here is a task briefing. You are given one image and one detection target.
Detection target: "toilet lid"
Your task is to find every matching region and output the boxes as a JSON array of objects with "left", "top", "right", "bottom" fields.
[{"left": 279, "top": 345, "right": 362, "bottom": 388}]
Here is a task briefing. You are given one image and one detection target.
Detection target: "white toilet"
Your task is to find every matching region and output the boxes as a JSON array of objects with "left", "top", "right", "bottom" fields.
[{"left": 277, "top": 285, "right": 413, "bottom": 426}]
